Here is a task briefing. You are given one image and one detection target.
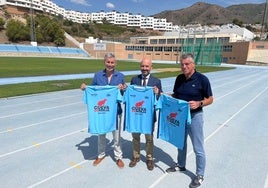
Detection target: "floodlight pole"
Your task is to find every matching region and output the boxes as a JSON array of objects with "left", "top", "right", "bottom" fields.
[
  {"left": 261, "top": 0, "right": 268, "bottom": 40},
  {"left": 30, "top": 0, "right": 36, "bottom": 43}
]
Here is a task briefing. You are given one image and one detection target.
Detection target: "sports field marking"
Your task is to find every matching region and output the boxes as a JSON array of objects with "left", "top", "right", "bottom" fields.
[
  {"left": 0, "top": 112, "right": 85, "bottom": 134},
  {"left": 264, "top": 173, "right": 268, "bottom": 188},
  {"left": 0, "top": 102, "right": 81, "bottom": 119},
  {"left": 27, "top": 160, "right": 89, "bottom": 188},
  {"left": 0, "top": 128, "right": 87, "bottom": 159},
  {"left": 70, "top": 161, "right": 83, "bottom": 169},
  {"left": 212, "top": 72, "right": 266, "bottom": 90},
  {"left": 0, "top": 93, "right": 80, "bottom": 108},
  {"left": 26, "top": 139, "right": 129, "bottom": 188},
  {"left": 214, "top": 79, "right": 260, "bottom": 101},
  {"left": 25, "top": 84, "right": 268, "bottom": 188},
  {"left": 2, "top": 69, "right": 267, "bottom": 187},
  {"left": 1, "top": 72, "right": 264, "bottom": 165},
  {"left": 149, "top": 85, "right": 268, "bottom": 188},
  {"left": 32, "top": 142, "right": 40, "bottom": 147}
]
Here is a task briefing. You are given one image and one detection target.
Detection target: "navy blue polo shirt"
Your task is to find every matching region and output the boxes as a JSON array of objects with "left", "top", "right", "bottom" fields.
[{"left": 173, "top": 71, "right": 213, "bottom": 113}]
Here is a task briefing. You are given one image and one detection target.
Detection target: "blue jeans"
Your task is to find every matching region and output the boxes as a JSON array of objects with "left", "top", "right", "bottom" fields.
[{"left": 177, "top": 111, "right": 205, "bottom": 176}]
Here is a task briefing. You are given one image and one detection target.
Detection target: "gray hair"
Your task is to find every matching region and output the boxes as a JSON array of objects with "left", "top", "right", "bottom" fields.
[
  {"left": 180, "top": 53, "right": 194, "bottom": 62},
  {"left": 104, "top": 52, "right": 116, "bottom": 61}
]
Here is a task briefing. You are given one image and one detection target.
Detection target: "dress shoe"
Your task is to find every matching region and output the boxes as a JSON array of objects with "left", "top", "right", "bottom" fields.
[
  {"left": 93, "top": 156, "right": 105, "bottom": 166},
  {"left": 147, "top": 160, "right": 154, "bottom": 171},
  {"left": 129, "top": 158, "right": 140, "bottom": 167},
  {"left": 116, "top": 159, "right": 124, "bottom": 169}
]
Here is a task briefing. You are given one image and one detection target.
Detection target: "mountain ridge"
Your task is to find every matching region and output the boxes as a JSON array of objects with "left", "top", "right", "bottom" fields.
[{"left": 153, "top": 2, "right": 267, "bottom": 25}]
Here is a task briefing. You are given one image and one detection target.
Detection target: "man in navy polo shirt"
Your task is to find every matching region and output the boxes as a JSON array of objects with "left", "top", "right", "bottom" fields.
[{"left": 166, "top": 53, "right": 213, "bottom": 188}]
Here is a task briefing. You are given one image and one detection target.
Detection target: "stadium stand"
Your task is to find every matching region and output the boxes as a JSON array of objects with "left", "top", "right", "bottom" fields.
[{"left": 0, "top": 44, "right": 90, "bottom": 58}]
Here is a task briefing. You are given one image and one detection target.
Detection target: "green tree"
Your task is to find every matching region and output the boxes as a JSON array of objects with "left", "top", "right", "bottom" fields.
[
  {"left": 34, "top": 15, "right": 65, "bottom": 44},
  {"left": 232, "top": 18, "right": 243, "bottom": 27},
  {"left": 0, "top": 17, "right": 5, "bottom": 30},
  {"left": 54, "top": 28, "right": 65, "bottom": 46},
  {"left": 6, "top": 19, "right": 29, "bottom": 42}
]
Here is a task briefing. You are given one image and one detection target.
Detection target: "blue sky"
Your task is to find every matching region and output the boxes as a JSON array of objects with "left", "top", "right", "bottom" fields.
[{"left": 52, "top": 0, "right": 265, "bottom": 16}]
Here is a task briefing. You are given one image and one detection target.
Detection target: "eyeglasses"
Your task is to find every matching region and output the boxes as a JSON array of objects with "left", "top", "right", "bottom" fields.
[
  {"left": 106, "top": 61, "right": 115, "bottom": 64},
  {"left": 180, "top": 62, "right": 192, "bottom": 66}
]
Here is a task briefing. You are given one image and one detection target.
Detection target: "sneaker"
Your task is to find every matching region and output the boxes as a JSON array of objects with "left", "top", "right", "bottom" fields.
[
  {"left": 189, "top": 175, "right": 204, "bottom": 188},
  {"left": 166, "top": 164, "right": 186, "bottom": 173}
]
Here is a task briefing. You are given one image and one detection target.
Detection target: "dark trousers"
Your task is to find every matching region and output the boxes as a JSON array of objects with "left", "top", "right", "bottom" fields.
[{"left": 131, "top": 133, "right": 154, "bottom": 160}]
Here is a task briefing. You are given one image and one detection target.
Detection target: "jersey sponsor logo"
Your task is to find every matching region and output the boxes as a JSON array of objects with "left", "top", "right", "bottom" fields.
[
  {"left": 94, "top": 98, "right": 109, "bottom": 112},
  {"left": 132, "top": 100, "right": 146, "bottom": 113},
  {"left": 166, "top": 112, "right": 180, "bottom": 126}
]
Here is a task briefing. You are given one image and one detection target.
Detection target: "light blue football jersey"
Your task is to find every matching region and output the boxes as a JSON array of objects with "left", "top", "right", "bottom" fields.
[
  {"left": 156, "top": 94, "right": 191, "bottom": 149},
  {"left": 84, "top": 85, "right": 122, "bottom": 134},
  {"left": 123, "top": 85, "right": 156, "bottom": 134}
]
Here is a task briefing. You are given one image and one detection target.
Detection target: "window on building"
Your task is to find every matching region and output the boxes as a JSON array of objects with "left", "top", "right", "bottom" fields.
[
  {"left": 134, "top": 46, "right": 144, "bottom": 51},
  {"left": 145, "top": 46, "right": 153, "bottom": 51},
  {"left": 173, "top": 46, "right": 181, "bottom": 52},
  {"left": 164, "top": 46, "right": 172, "bottom": 51},
  {"left": 178, "top": 39, "right": 184, "bottom": 44},
  {"left": 186, "top": 38, "right": 194, "bottom": 44},
  {"left": 256, "top": 45, "right": 264, "bottom": 49},
  {"left": 154, "top": 47, "right": 163, "bottom": 51},
  {"left": 150, "top": 39, "right": 157, "bottom": 44},
  {"left": 219, "top": 37, "right": 230, "bottom": 43},
  {"left": 167, "top": 39, "right": 175, "bottom": 44},
  {"left": 125, "top": 46, "right": 134, "bottom": 51},
  {"left": 159, "top": 39, "right": 166, "bottom": 44},
  {"left": 196, "top": 38, "right": 205, "bottom": 44},
  {"left": 222, "top": 45, "right": 232, "bottom": 52},
  {"left": 207, "top": 38, "right": 217, "bottom": 44}
]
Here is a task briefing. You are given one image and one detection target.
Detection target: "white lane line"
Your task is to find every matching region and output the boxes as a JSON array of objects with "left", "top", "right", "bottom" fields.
[
  {"left": 211, "top": 71, "right": 262, "bottom": 88},
  {"left": 205, "top": 85, "right": 267, "bottom": 141},
  {"left": 27, "top": 160, "right": 89, "bottom": 188},
  {"left": 0, "top": 128, "right": 87, "bottom": 159},
  {"left": 264, "top": 173, "right": 268, "bottom": 188},
  {"left": 0, "top": 112, "right": 86, "bottom": 134},
  {"left": 0, "top": 94, "right": 81, "bottom": 108},
  {"left": 0, "top": 102, "right": 82, "bottom": 119},
  {"left": 214, "top": 80, "right": 255, "bottom": 101},
  {"left": 149, "top": 85, "right": 268, "bottom": 188},
  {"left": 26, "top": 138, "right": 129, "bottom": 188},
  {"left": 4, "top": 72, "right": 268, "bottom": 187}
]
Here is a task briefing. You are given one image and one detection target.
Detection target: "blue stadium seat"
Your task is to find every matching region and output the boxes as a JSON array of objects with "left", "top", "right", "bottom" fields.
[{"left": 0, "top": 44, "right": 89, "bottom": 57}]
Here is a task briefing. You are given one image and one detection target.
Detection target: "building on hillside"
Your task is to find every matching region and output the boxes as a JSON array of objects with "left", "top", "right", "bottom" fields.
[
  {"left": 0, "top": 0, "right": 175, "bottom": 31},
  {"left": 83, "top": 24, "right": 268, "bottom": 65}
]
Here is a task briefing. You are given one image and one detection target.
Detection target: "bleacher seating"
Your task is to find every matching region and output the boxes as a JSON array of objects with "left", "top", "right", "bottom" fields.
[{"left": 0, "top": 44, "right": 89, "bottom": 57}]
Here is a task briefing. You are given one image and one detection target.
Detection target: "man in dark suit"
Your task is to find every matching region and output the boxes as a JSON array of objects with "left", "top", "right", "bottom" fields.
[{"left": 128, "top": 57, "right": 162, "bottom": 171}]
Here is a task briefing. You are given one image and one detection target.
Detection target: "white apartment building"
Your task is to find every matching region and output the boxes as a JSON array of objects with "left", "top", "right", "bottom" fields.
[{"left": 0, "top": 0, "right": 175, "bottom": 30}]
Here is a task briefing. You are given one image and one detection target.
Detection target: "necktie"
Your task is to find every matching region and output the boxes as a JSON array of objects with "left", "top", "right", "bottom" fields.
[{"left": 142, "top": 77, "right": 147, "bottom": 86}]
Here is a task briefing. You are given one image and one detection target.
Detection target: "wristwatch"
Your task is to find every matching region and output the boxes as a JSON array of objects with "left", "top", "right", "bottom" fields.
[{"left": 200, "top": 101, "right": 203, "bottom": 107}]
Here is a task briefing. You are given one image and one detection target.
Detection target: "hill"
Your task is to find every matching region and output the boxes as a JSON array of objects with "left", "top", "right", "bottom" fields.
[
  {"left": 0, "top": 2, "right": 266, "bottom": 45},
  {"left": 153, "top": 2, "right": 266, "bottom": 25}
]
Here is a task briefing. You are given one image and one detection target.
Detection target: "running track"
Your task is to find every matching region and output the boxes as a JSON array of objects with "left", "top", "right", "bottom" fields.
[{"left": 0, "top": 65, "right": 268, "bottom": 188}]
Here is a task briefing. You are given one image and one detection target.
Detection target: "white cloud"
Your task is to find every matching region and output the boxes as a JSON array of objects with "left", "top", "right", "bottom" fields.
[
  {"left": 70, "top": 0, "right": 91, "bottom": 6},
  {"left": 131, "top": 0, "right": 144, "bottom": 2},
  {"left": 106, "top": 2, "right": 115, "bottom": 9}
]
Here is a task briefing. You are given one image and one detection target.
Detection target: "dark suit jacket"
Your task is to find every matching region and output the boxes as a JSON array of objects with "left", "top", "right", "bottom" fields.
[{"left": 130, "top": 74, "right": 162, "bottom": 94}]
